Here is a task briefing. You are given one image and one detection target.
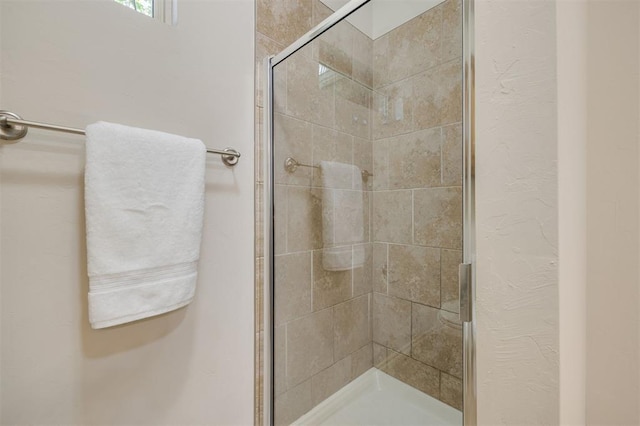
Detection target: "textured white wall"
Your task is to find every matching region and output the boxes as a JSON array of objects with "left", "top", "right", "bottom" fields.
[
  {"left": 0, "top": 0, "right": 254, "bottom": 424},
  {"left": 475, "top": 0, "right": 559, "bottom": 424}
]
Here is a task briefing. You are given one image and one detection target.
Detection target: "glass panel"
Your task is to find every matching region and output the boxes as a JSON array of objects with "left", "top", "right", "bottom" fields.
[{"left": 271, "top": 0, "right": 463, "bottom": 423}]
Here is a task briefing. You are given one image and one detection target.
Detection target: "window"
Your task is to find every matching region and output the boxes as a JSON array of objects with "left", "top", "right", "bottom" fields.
[{"left": 113, "top": 0, "right": 176, "bottom": 25}]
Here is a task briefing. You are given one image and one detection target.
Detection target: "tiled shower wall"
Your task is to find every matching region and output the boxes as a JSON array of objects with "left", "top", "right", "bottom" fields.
[
  {"left": 369, "top": 0, "right": 464, "bottom": 410},
  {"left": 254, "top": 1, "right": 374, "bottom": 424},
  {"left": 255, "top": 0, "right": 463, "bottom": 423}
]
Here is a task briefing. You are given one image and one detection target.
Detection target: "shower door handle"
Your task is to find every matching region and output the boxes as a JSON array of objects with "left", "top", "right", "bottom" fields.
[{"left": 458, "top": 263, "right": 472, "bottom": 323}]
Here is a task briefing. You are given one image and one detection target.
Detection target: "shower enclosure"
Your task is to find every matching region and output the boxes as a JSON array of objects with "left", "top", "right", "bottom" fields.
[{"left": 264, "top": 0, "right": 474, "bottom": 423}]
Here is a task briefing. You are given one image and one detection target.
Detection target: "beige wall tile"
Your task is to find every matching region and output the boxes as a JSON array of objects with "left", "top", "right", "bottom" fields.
[
  {"left": 412, "top": 58, "right": 463, "bottom": 130},
  {"left": 274, "top": 113, "right": 313, "bottom": 186},
  {"left": 312, "top": 125, "right": 353, "bottom": 187},
  {"left": 440, "top": 0, "right": 462, "bottom": 63},
  {"left": 257, "top": 0, "right": 312, "bottom": 47},
  {"left": 311, "top": 0, "right": 332, "bottom": 25},
  {"left": 372, "top": 243, "right": 388, "bottom": 294},
  {"left": 312, "top": 250, "right": 352, "bottom": 310},
  {"left": 286, "top": 309, "right": 334, "bottom": 388},
  {"left": 334, "top": 295, "right": 371, "bottom": 360},
  {"left": 275, "top": 252, "right": 312, "bottom": 326},
  {"left": 388, "top": 244, "right": 441, "bottom": 307},
  {"left": 387, "top": 128, "right": 442, "bottom": 189},
  {"left": 413, "top": 187, "right": 463, "bottom": 249},
  {"left": 372, "top": 190, "right": 413, "bottom": 244},
  {"left": 441, "top": 249, "right": 462, "bottom": 313},
  {"left": 351, "top": 343, "right": 373, "bottom": 379},
  {"left": 353, "top": 243, "right": 373, "bottom": 297},
  {"left": 352, "top": 28, "right": 373, "bottom": 88},
  {"left": 372, "top": 79, "right": 415, "bottom": 140},
  {"left": 440, "top": 372, "right": 463, "bottom": 410},
  {"left": 373, "top": 6, "right": 442, "bottom": 89},
  {"left": 373, "top": 294, "right": 411, "bottom": 355},
  {"left": 287, "top": 186, "right": 322, "bottom": 252},
  {"left": 442, "top": 123, "right": 462, "bottom": 186},
  {"left": 274, "top": 378, "right": 312, "bottom": 426},
  {"left": 311, "top": 356, "right": 351, "bottom": 407},
  {"left": 382, "top": 350, "right": 440, "bottom": 398},
  {"left": 373, "top": 139, "right": 390, "bottom": 190},
  {"left": 314, "top": 21, "right": 354, "bottom": 78},
  {"left": 275, "top": 324, "right": 287, "bottom": 396},
  {"left": 354, "top": 136, "right": 373, "bottom": 191},
  {"left": 411, "top": 303, "right": 462, "bottom": 378},
  {"left": 287, "top": 49, "right": 335, "bottom": 128},
  {"left": 256, "top": 33, "right": 285, "bottom": 108},
  {"left": 373, "top": 343, "right": 387, "bottom": 368},
  {"left": 335, "top": 77, "right": 372, "bottom": 140},
  {"left": 274, "top": 185, "right": 288, "bottom": 255}
]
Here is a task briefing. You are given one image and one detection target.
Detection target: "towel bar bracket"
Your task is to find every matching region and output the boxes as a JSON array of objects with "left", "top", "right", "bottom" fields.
[{"left": 0, "top": 111, "right": 28, "bottom": 142}]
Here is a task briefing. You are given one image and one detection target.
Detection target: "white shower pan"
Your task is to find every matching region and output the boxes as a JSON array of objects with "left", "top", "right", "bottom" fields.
[{"left": 292, "top": 368, "right": 462, "bottom": 426}]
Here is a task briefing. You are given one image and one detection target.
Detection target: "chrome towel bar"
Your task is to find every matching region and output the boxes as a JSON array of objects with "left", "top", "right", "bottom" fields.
[
  {"left": 284, "top": 156, "right": 372, "bottom": 180},
  {"left": 0, "top": 110, "right": 241, "bottom": 166}
]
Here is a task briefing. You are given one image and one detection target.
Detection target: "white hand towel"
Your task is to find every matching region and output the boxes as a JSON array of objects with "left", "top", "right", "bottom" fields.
[
  {"left": 320, "top": 161, "right": 365, "bottom": 271},
  {"left": 84, "top": 122, "right": 206, "bottom": 329}
]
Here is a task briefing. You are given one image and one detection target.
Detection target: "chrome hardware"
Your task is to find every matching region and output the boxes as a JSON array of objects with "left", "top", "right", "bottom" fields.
[
  {"left": 284, "top": 156, "right": 373, "bottom": 180},
  {"left": 459, "top": 263, "right": 472, "bottom": 323}
]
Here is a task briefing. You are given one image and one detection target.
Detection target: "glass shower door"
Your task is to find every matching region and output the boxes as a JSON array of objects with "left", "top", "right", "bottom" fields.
[{"left": 268, "top": 0, "right": 466, "bottom": 424}]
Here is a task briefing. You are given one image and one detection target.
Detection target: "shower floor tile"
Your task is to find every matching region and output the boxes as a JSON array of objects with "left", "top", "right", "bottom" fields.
[{"left": 292, "top": 368, "right": 462, "bottom": 426}]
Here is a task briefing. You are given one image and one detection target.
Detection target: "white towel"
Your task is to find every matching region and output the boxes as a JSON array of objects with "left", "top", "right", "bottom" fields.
[
  {"left": 84, "top": 122, "right": 206, "bottom": 329},
  {"left": 320, "top": 161, "right": 365, "bottom": 271}
]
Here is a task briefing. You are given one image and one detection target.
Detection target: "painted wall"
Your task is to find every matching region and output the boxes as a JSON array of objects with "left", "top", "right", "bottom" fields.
[
  {"left": 0, "top": 0, "right": 254, "bottom": 424},
  {"left": 475, "top": 0, "right": 560, "bottom": 424},
  {"left": 585, "top": 1, "right": 640, "bottom": 424}
]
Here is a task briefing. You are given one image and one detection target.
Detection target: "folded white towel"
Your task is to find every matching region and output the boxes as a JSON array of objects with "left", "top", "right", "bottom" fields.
[
  {"left": 84, "top": 122, "right": 206, "bottom": 329},
  {"left": 320, "top": 161, "right": 365, "bottom": 271}
]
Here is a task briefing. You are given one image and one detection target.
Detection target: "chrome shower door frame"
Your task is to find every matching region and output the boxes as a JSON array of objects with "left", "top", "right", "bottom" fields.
[{"left": 263, "top": 0, "right": 476, "bottom": 423}]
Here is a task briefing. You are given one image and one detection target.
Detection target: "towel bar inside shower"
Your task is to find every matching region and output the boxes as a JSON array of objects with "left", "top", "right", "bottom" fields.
[
  {"left": 284, "top": 157, "right": 373, "bottom": 180},
  {"left": 0, "top": 110, "right": 241, "bottom": 166}
]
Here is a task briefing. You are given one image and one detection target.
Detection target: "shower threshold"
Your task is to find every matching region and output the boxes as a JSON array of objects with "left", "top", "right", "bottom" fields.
[{"left": 292, "top": 368, "right": 462, "bottom": 426}]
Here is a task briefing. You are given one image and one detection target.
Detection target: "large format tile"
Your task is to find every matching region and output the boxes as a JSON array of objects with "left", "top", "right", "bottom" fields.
[
  {"left": 412, "top": 59, "right": 463, "bottom": 130},
  {"left": 257, "top": 0, "right": 312, "bottom": 47},
  {"left": 275, "top": 252, "right": 312, "bottom": 326},
  {"left": 372, "top": 78, "right": 415, "bottom": 140},
  {"left": 386, "top": 128, "right": 442, "bottom": 189},
  {"left": 441, "top": 0, "right": 463, "bottom": 63},
  {"left": 287, "top": 49, "right": 335, "bottom": 128},
  {"left": 352, "top": 27, "right": 373, "bottom": 88},
  {"left": 274, "top": 184, "right": 287, "bottom": 255},
  {"left": 413, "top": 187, "right": 463, "bottom": 249},
  {"left": 372, "top": 243, "right": 388, "bottom": 294},
  {"left": 312, "top": 125, "right": 353, "bottom": 187},
  {"left": 440, "top": 372, "right": 463, "bottom": 410},
  {"left": 411, "top": 303, "right": 463, "bottom": 378},
  {"left": 441, "top": 249, "right": 462, "bottom": 313},
  {"left": 373, "top": 294, "right": 411, "bottom": 355},
  {"left": 312, "top": 250, "right": 352, "bottom": 311},
  {"left": 311, "top": 356, "right": 351, "bottom": 407},
  {"left": 335, "top": 77, "right": 372, "bottom": 140},
  {"left": 350, "top": 343, "right": 373, "bottom": 379},
  {"left": 287, "top": 186, "right": 322, "bottom": 252},
  {"left": 442, "top": 123, "right": 462, "bottom": 186},
  {"left": 353, "top": 243, "right": 373, "bottom": 297},
  {"left": 286, "top": 309, "right": 334, "bottom": 388},
  {"left": 373, "top": 6, "right": 442, "bottom": 88},
  {"left": 314, "top": 20, "right": 354, "bottom": 78},
  {"left": 274, "top": 378, "right": 312, "bottom": 426},
  {"left": 274, "top": 114, "right": 313, "bottom": 186},
  {"left": 274, "top": 324, "right": 287, "bottom": 396},
  {"left": 382, "top": 350, "right": 440, "bottom": 398},
  {"left": 334, "top": 295, "right": 370, "bottom": 360},
  {"left": 372, "top": 190, "right": 413, "bottom": 244},
  {"left": 388, "top": 244, "right": 441, "bottom": 307}
]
